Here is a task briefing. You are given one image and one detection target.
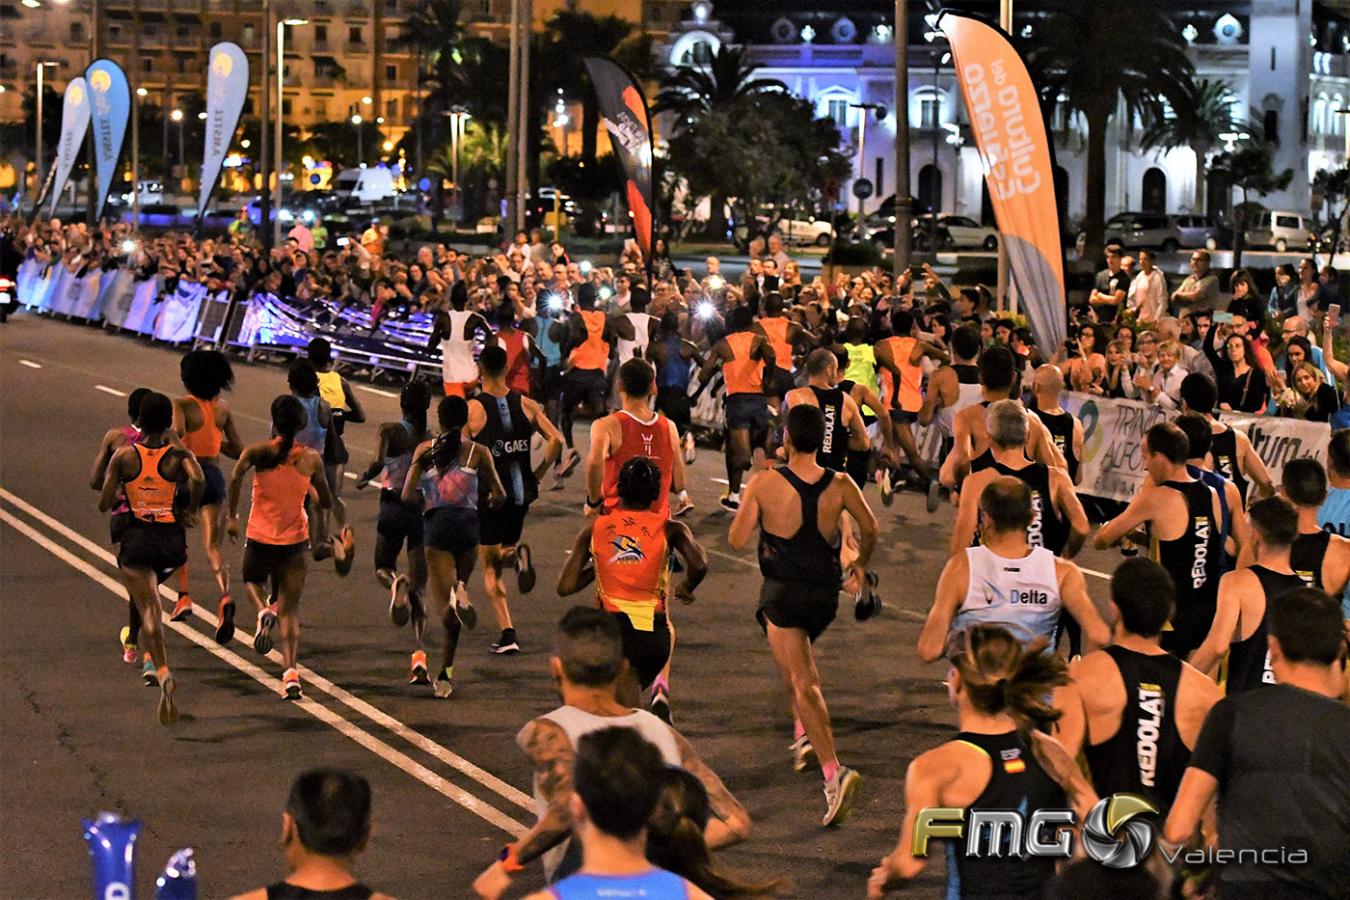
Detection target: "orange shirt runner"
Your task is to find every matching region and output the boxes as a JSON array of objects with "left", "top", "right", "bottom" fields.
[
  {"left": 568, "top": 310, "right": 609, "bottom": 372},
  {"left": 592, "top": 507, "right": 670, "bottom": 632},
  {"left": 246, "top": 443, "right": 311, "bottom": 546},
  {"left": 723, "top": 331, "right": 764, "bottom": 396}
]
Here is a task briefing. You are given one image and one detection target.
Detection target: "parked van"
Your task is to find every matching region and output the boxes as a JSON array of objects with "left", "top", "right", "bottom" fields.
[
  {"left": 330, "top": 166, "right": 397, "bottom": 204},
  {"left": 1245, "top": 210, "right": 1313, "bottom": 252}
]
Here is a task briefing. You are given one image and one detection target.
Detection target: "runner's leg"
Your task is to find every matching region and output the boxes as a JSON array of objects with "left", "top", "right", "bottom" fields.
[
  {"left": 765, "top": 622, "right": 838, "bottom": 774},
  {"left": 274, "top": 552, "right": 307, "bottom": 671}
]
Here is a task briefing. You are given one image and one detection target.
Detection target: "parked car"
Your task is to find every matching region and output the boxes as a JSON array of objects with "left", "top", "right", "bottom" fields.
[
  {"left": 775, "top": 218, "right": 835, "bottom": 247},
  {"left": 331, "top": 166, "right": 398, "bottom": 205},
  {"left": 869, "top": 219, "right": 952, "bottom": 253},
  {"left": 1172, "top": 214, "right": 1226, "bottom": 250},
  {"left": 1245, "top": 210, "right": 1314, "bottom": 252},
  {"left": 116, "top": 180, "right": 165, "bottom": 206},
  {"left": 920, "top": 213, "right": 998, "bottom": 250}
]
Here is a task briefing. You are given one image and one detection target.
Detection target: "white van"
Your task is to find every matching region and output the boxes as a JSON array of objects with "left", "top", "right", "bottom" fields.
[
  {"left": 330, "top": 166, "right": 396, "bottom": 204},
  {"left": 1246, "top": 210, "right": 1312, "bottom": 252}
]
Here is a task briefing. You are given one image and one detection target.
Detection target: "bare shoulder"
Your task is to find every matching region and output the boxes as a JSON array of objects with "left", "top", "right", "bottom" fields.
[
  {"left": 516, "top": 715, "right": 569, "bottom": 758},
  {"left": 1069, "top": 649, "right": 1117, "bottom": 684}
]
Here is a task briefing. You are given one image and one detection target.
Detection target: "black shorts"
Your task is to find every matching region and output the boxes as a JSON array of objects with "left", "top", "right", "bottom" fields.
[
  {"left": 375, "top": 492, "right": 424, "bottom": 566},
  {"left": 540, "top": 364, "right": 565, "bottom": 402},
  {"left": 563, "top": 368, "right": 608, "bottom": 412},
  {"left": 117, "top": 521, "right": 188, "bottom": 582},
  {"left": 200, "top": 462, "right": 227, "bottom": 507},
  {"left": 480, "top": 502, "right": 529, "bottom": 548},
  {"left": 242, "top": 539, "right": 307, "bottom": 585},
  {"left": 656, "top": 386, "right": 692, "bottom": 435},
  {"left": 613, "top": 611, "right": 671, "bottom": 690},
  {"left": 424, "top": 505, "right": 480, "bottom": 555},
  {"left": 725, "top": 393, "right": 770, "bottom": 432},
  {"left": 765, "top": 366, "right": 795, "bottom": 400},
  {"left": 891, "top": 409, "right": 919, "bottom": 425},
  {"left": 756, "top": 577, "right": 839, "bottom": 643},
  {"left": 845, "top": 448, "right": 871, "bottom": 489}
]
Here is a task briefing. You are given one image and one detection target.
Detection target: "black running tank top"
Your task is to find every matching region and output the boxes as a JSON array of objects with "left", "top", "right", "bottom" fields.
[
  {"left": 1226, "top": 565, "right": 1305, "bottom": 696},
  {"left": 1084, "top": 647, "right": 1187, "bottom": 812},
  {"left": 809, "top": 386, "right": 848, "bottom": 473},
  {"left": 992, "top": 460, "right": 1069, "bottom": 555},
  {"left": 266, "top": 883, "right": 374, "bottom": 900},
  {"left": 476, "top": 390, "right": 537, "bottom": 507},
  {"left": 757, "top": 468, "right": 842, "bottom": 588},
  {"left": 1033, "top": 408, "right": 1079, "bottom": 483},
  {"left": 945, "top": 731, "right": 1064, "bottom": 899},
  {"left": 1153, "top": 480, "right": 1221, "bottom": 654},
  {"left": 1290, "top": 531, "right": 1331, "bottom": 589},
  {"left": 1208, "top": 425, "right": 1249, "bottom": 502}
]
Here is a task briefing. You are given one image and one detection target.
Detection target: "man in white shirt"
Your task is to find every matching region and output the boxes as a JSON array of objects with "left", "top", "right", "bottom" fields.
[{"left": 1128, "top": 249, "right": 1168, "bottom": 323}]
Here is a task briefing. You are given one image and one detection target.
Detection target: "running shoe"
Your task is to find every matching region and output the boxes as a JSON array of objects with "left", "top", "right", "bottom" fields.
[
  {"left": 254, "top": 607, "right": 278, "bottom": 655},
  {"left": 1120, "top": 540, "right": 1139, "bottom": 558},
  {"left": 926, "top": 477, "right": 942, "bottom": 514},
  {"left": 650, "top": 686, "right": 672, "bottom": 725},
  {"left": 822, "top": 766, "right": 863, "bottom": 827},
  {"left": 515, "top": 543, "right": 536, "bottom": 594},
  {"left": 333, "top": 526, "right": 356, "bottom": 577},
  {"left": 879, "top": 468, "right": 894, "bottom": 507},
  {"left": 490, "top": 629, "right": 521, "bottom": 655},
  {"left": 557, "top": 450, "right": 581, "bottom": 479},
  {"left": 311, "top": 540, "right": 333, "bottom": 562},
  {"left": 169, "top": 592, "right": 194, "bottom": 621},
  {"left": 389, "top": 574, "right": 411, "bottom": 627},
  {"left": 142, "top": 655, "right": 158, "bottom": 687},
  {"left": 790, "top": 735, "right": 818, "bottom": 774},
  {"left": 157, "top": 671, "right": 178, "bottom": 726},
  {"left": 452, "top": 585, "right": 477, "bottom": 630},
  {"left": 214, "top": 596, "right": 235, "bottom": 644},
  {"left": 408, "top": 650, "right": 430, "bottom": 685},
  {"left": 433, "top": 670, "right": 454, "bottom": 699},
  {"left": 119, "top": 626, "right": 138, "bottom": 665},
  {"left": 718, "top": 492, "right": 740, "bottom": 513},
  {"left": 671, "top": 495, "right": 695, "bottom": 518},
  {"left": 282, "top": 667, "right": 303, "bottom": 701},
  {"left": 682, "top": 432, "right": 697, "bottom": 465},
  {"left": 854, "top": 571, "right": 882, "bottom": 621}
]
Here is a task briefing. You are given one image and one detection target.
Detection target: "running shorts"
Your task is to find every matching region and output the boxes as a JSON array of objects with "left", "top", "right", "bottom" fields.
[
  {"left": 117, "top": 521, "right": 188, "bottom": 582},
  {"left": 242, "top": 539, "right": 308, "bottom": 585},
  {"left": 725, "top": 393, "right": 770, "bottom": 432},
  {"left": 443, "top": 380, "right": 478, "bottom": 398},
  {"left": 424, "top": 506, "right": 480, "bottom": 555},
  {"left": 200, "top": 461, "right": 227, "bottom": 507},
  {"left": 612, "top": 611, "right": 671, "bottom": 690},
  {"left": 756, "top": 576, "right": 839, "bottom": 643},
  {"left": 845, "top": 448, "right": 870, "bottom": 489},
  {"left": 656, "top": 386, "right": 692, "bottom": 436},
  {"left": 480, "top": 502, "right": 529, "bottom": 548},
  {"left": 375, "top": 492, "right": 424, "bottom": 569},
  {"left": 563, "top": 368, "right": 608, "bottom": 412}
]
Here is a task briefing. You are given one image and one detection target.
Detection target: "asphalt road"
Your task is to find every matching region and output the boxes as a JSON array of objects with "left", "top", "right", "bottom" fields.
[{"left": 0, "top": 313, "right": 1126, "bottom": 899}]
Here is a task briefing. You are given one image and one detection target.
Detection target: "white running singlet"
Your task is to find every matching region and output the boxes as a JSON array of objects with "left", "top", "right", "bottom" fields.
[
  {"left": 616, "top": 311, "right": 655, "bottom": 365},
  {"left": 440, "top": 308, "right": 478, "bottom": 384},
  {"left": 953, "top": 545, "right": 1063, "bottom": 648}
]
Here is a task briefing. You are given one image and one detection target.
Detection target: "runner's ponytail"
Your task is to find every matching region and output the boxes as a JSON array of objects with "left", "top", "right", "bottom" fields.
[
  {"left": 429, "top": 395, "right": 469, "bottom": 473},
  {"left": 949, "top": 626, "right": 1068, "bottom": 734},
  {"left": 257, "top": 395, "right": 306, "bottom": 471}
]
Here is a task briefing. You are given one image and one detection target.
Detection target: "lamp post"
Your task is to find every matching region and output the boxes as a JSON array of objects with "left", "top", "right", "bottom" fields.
[
  {"left": 275, "top": 16, "right": 309, "bottom": 247},
  {"left": 34, "top": 60, "right": 59, "bottom": 210},
  {"left": 893, "top": 0, "right": 911, "bottom": 279},
  {"left": 133, "top": 86, "right": 146, "bottom": 225},
  {"left": 849, "top": 101, "right": 887, "bottom": 233},
  {"left": 171, "top": 107, "right": 184, "bottom": 181},
  {"left": 352, "top": 114, "right": 364, "bottom": 165}
]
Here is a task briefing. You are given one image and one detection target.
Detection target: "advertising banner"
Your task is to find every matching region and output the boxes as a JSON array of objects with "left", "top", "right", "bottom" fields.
[
  {"left": 196, "top": 43, "right": 249, "bottom": 221},
  {"left": 49, "top": 77, "right": 92, "bottom": 216},
  {"left": 583, "top": 56, "right": 655, "bottom": 281},
  {"left": 85, "top": 60, "right": 131, "bottom": 220}
]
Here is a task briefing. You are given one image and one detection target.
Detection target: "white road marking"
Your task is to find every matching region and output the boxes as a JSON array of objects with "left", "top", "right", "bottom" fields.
[
  {"left": 0, "top": 507, "right": 529, "bottom": 835},
  {"left": 94, "top": 384, "right": 127, "bottom": 397},
  {"left": 357, "top": 385, "right": 400, "bottom": 398},
  {"left": 1080, "top": 567, "right": 1110, "bottom": 581},
  {"left": 344, "top": 471, "right": 360, "bottom": 480},
  {"left": 19, "top": 359, "right": 42, "bottom": 369},
  {"left": 710, "top": 477, "right": 729, "bottom": 485},
  {"left": 0, "top": 486, "right": 533, "bottom": 813}
]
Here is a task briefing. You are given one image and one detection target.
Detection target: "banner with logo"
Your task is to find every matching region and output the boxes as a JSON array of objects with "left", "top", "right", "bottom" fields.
[
  {"left": 938, "top": 12, "right": 1066, "bottom": 359},
  {"left": 85, "top": 60, "right": 131, "bottom": 220},
  {"left": 196, "top": 42, "right": 249, "bottom": 222},
  {"left": 49, "top": 77, "right": 92, "bottom": 216},
  {"left": 582, "top": 56, "right": 655, "bottom": 283},
  {"left": 1059, "top": 393, "right": 1330, "bottom": 502}
]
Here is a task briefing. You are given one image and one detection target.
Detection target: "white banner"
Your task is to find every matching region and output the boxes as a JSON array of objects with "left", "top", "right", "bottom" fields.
[{"left": 49, "top": 78, "right": 92, "bottom": 217}]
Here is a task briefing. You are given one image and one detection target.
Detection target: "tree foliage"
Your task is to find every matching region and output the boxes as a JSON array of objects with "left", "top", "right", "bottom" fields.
[
  {"left": 1140, "top": 79, "right": 1241, "bottom": 211},
  {"left": 1208, "top": 143, "right": 1294, "bottom": 268}
]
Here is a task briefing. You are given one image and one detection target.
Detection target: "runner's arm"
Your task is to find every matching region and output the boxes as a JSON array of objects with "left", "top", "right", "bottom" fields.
[
  {"left": 523, "top": 396, "right": 564, "bottom": 481},
  {"left": 696, "top": 340, "right": 728, "bottom": 387},
  {"left": 868, "top": 751, "right": 950, "bottom": 895},
  {"left": 671, "top": 728, "right": 751, "bottom": 848},
  {"left": 947, "top": 473, "right": 983, "bottom": 557},
  {"left": 90, "top": 429, "right": 122, "bottom": 490},
  {"left": 226, "top": 446, "right": 257, "bottom": 523},
  {"left": 726, "top": 472, "right": 763, "bottom": 551},
  {"left": 843, "top": 395, "right": 870, "bottom": 452},
  {"left": 917, "top": 368, "right": 949, "bottom": 427},
  {"left": 178, "top": 451, "right": 206, "bottom": 520},
  {"left": 1226, "top": 481, "right": 1250, "bottom": 562},
  {"left": 667, "top": 418, "right": 687, "bottom": 494},
  {"left": 1162, "top": 767, "right": 1219, "bottom": 850},
  {"left": 339, "top": 377, "right": 366, "bottom": 424},
  {"left": 857, "top": 383, "right": 896, "bottom": 453},
  {"left": 472, "top": 442, "right": 507, "bottom": 506},
  {"left": 358, "top": 424, "right": 394, "bottom": 485},
  {"left": 940, "top": 409, "right": 972, "bottom": 489},
  {"left": 1190, "top": 571, "right": 1243, "bottom": 676},
  {"left": 585, "top": 418, "right": 611, "bottom": 508},
  {"left": 555, "top": 522, "right": 596, "bottom": 597},
  {"left": 1029, "top": 417, "right": 1068, "bottom": 471},
  {"left": 1054, "top": 469, "right": 1090, "bottom": 559},
  {"left": 918, "top": 554, "right": 966, "bottom": 662},
  {"left": 1236, "top": 430, "right": 1274, "bottom": 499},
  {"left": 666, "top": 521, "right": 708, "bottom": 599},
  {"left": 1093, "top": 489, "right": 1155, "bottom": 549},
  {"left": 307, "top": 451, "right": 336, "bottom": 512},
  {"left": 97, "top": 447, "right": 132, "bottom": 512},
  {"left": 219, "top": 405, "right": 245, "bottom": 459},
  {"left": 401, "top": 443, "right": 432, "bottom": 506},
  {"left": 1058, "top": 561, "right": 1110, "bottom": 651},
  {"left": 840, "top": 473, "right": 879, "bottom": 573},
  {"left": 1071, "top": 418, "right": 1085, "bottom": 485}
]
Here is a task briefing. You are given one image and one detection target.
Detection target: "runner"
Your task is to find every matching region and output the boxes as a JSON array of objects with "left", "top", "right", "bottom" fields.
[
  {"left": 1095, "top": 422, "right": 1224, "bottom": 660},
  {"left": 287, "top": 360, "right": 353, "bottom": 570},
  {"left": 560, "top": 457, "right": 707, "bottom": 710},
  {"left": 875, "top": 308, "right": 948, "bottom": 510},
  {"left": 754, "top": 292, "right": 807, "bottom": 402},
  {"left": 470, "top": 607, "right": 749, "bottom": 898},
  {"left": 1178, "top": 372, "right": 1274, "bottom": 503},
  {"left": 227, "top": 395, "right": 346, "bottom": 700},
  {"left": 948, "top": 401, "right": 1088, "bottom": 561},
  {"left": 90, "top": 386, "right": 153, "bottom": 675},
  {"left": 918, "top": 325, "right": 983, "bottom": 466},
  {"left": 834, "top": 343, "right": 896, "bottom": 494},
  {"left": 586, "top": 358, "right": 689, "bottom": 518},
  {"left": 469, "top": 345, "right": 563, "bottom": 655},
  {"left": 1192, "top": 497, "right": 1305, "bottom": 690},
  {"left": 1059, "top": 557, "right": 1221, "bottom": 813},
  {"left": 699, "top": 306, "right": 775, "bottom": 512},
  {"left": 173, "top": 349, "right": 243, "bottom": 626},
  {"left": 356, "top": 381, "right": 433, "bottom": 682},
  {"left": 647, "top": 311, "right": 704, "bottom": 465},
  {"left": 728, "top": 404, "right": 876, "bottom": 826},
  {"left": 430, "top": 280, "right": 491, "bottom": 398},
  {"left": 868, "top": 624, "right": 1095, "bottom": 898},
  {"left": 921, "top": 477, "right": 1108, "bottom": 661},
  {"left": 98, "top": 391, "right": 205, "bottom": 724},
  {"left": 1282, "top": 459, "right": 1350, "bottom": 601},
  {"left": 613, "top": 285, "right": 657, "bottom": 368},
  {"left": 553, "top": 283, "right": 632, "bottom": 477},
  {"left": 402, "top": 395, "right": 506, "bottom": 698},
  {"left": 1028, "top": 365, "right": 1083, "bottom": 485},
  {"left": 485, "top": 303, "right": 543, "bottom": 398},
  {"left": 1175, "top": 412, "right": 1249, "bottom": 573}
]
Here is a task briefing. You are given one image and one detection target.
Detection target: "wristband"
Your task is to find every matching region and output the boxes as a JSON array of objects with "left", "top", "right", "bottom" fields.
[
  {"left": 497, "top": 843, "right": 525, "bottom": 874},
  {"left": 585, "top": 496, "right": 602, "bottom": 510}
]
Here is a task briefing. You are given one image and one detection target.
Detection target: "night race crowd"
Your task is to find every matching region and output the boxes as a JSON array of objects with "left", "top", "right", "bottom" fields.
[{"left": 2, "top": 211, "right": 1349, "bottom": 899}]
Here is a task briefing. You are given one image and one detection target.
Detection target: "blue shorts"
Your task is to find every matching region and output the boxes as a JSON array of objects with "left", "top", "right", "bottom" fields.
[
  {"left": 725, "top": 393, "right": 770, "bottom": 432},
  {"left": 424, "top": 506, "right": 480, "bottom": 556}
]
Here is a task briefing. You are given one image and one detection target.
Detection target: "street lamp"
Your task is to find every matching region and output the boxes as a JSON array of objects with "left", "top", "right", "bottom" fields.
[
  {"left": 275, "top": 16, "right": 309, "bottom": 246},
  {"left": 443, "top": 106, "right": 470, "bottom": 190},
  {"left": 849, "top": 101, "right": 887, "bottom": 226},
  {"left": 551, "top": 92, "right": 570, "bottom": 241},
  {"left": 351, "top": 114, "right": 364, "bottom": 164},
  {"left": 131, "top": 86, "right": 148, "bottom": 224},
  {"left": 171, "top": 107, "right": 184, "bottom": 179},
  {"left": 34, "top": 60, "right": 60, "bottom": 210}
]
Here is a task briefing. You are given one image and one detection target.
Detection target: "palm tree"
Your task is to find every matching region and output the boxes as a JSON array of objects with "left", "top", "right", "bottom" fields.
[
  {"left": 1026, "top": 0, "right": 1195, "bottom": 261},
  {"left": 540, "top": 11, "right": 635, "bottom": 169},
  {"left": 399, "top": 0, "right": 466, "bottom": 119},
  {"left": 1140, "top": 79, "right": 1240, "bottom": 214}
]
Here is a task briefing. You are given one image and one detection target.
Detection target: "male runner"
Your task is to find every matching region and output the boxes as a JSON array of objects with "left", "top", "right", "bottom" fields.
[
  {"left": 1059, "top": 557, "right": 1221, "bottom": 814},
  {"left": 586, "top": 358, "right": 690, "bottom": 518},
  {"left": 470, "top": 607, "right": 749, "bottom": 897},
  {"left": 1192, "top": 497, "right": 1305, "bottom": 690},
  {"left": 834, "top": 345, "right": 896, "bottom": 492},
  {"left": 1174, "top": 412, "right": 1248, "bottom": 574},
  {"left": 469, "top": 345, "right": 564, "bottom": 655},
  {"left": 754, "top": 293, "right": 808, "bottom": 400},
  {"left": 559, "top": 458, "right": 707, "bottom": 711},
  {"left": 699, "top": 306, "right": 775, "bottom": 512},
  {"left": 99, "top": 391, "right": 205, "bottom": 724},
  {"left": 918, "top": 325, "right": 983, "bottom": 461},
  {"left": 287, "top": 360, "right": 353, "bottom": 568},
  {"left": 1028, "top": 365, "right": 1083, "bottom": 485},
  {"left": 647, "top": 311, "right": 703, "bottom": 465},
  {"left": 1282, "top": 459, "right": 1350, "bottom": 604},
  {"left": 356, "top": 381, "right": 433, "bottom": 682},
  {"left": 173, "top": 349, "right": 243, "bottom": 625},
  {"left": 485, "top": 303, "right": 543, "bottom": 397},
  {"left": 429, "top": 281, "right": 491, "bottom": 397},
  {"left": 875, "top": 308, "right": 948, "bottom": 509},
  {"left": 921, "top": 477, "right": 1108, "bottom": 661},
  {"left": 1178, "top": 372, "right": 1274, "bottom": 503},
  {"left": 552, "top": 283, "right": 633, "bottom": 477},
  {"left": 613, "top": 285, "right": 657, "bottom": 367},
  {"left": 1095, "top": 422, "right": 1224, "bottom": 660},
  {"left": 948, "top": 400, "right": 1088, "bottom": 560},
  {"left": 308, "top": 336, "right": 367, "bottom": 487},
  {"left": 728, "top": 405, "right": 877, "bottom": 826}
]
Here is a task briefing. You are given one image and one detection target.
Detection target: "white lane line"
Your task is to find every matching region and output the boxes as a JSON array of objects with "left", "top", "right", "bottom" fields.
[
  {"left": 0, "top": 486, "right": 533, "bottom": 812},
  {"left": 710, "top": 477, "right": 729, "bottom": 485},
  {"left": 1080, "top": 567, "right": 1110, "bottom": 581},
  {"left": 357, "top": 385, "right": 400, "bottom": 398},
  {"left": 344, "top": 471, "right": 360, "bottom": 480},
  {"left": 0, "top": 508, "right": 529, "bottom": 835},
  {"left": 19, "top": 359, "right": 42, "bottom": 369},
  {"left": 95, "top": 384, "right": 127, "bottom": 397}
]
